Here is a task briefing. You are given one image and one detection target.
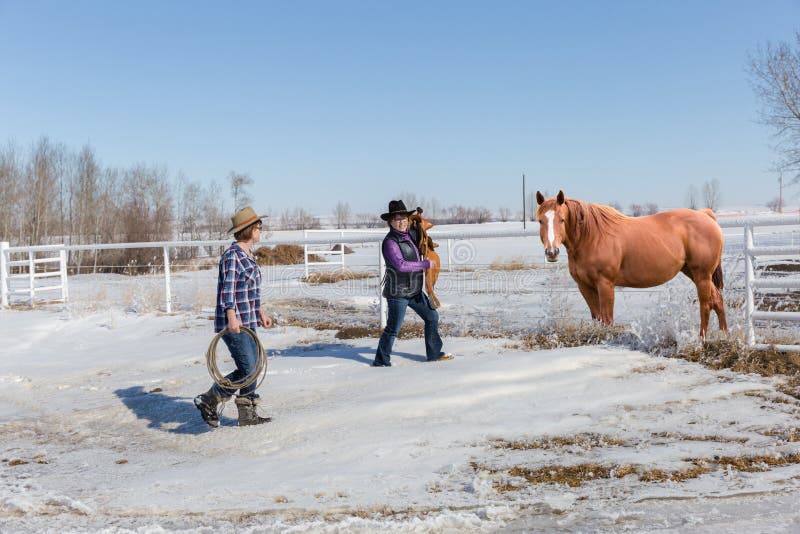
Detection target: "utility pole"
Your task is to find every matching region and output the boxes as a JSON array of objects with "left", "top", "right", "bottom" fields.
[{"left": 522, "top": 173, "right": 526, "bottom": 229}]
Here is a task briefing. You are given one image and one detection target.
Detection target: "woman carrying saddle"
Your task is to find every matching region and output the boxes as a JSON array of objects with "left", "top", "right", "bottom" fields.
[{"left": 373, "top": 200, "right": 454, "bottom": 367}]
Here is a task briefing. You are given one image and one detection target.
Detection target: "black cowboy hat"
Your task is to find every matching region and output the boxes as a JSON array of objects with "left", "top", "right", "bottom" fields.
[{"left": 380, "top": 200, "right": 416, "bottom": 221}]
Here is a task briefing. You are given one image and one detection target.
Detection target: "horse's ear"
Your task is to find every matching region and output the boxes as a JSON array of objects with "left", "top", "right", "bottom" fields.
[
  {"left": 557, "top": 190, "right": 565, "bottom": 205},
  {"left": 536, "top": 191, "right": 545, "bottom": 205},
  {"left": 416, "top": 207, "right": 423, "bottom": 214}
]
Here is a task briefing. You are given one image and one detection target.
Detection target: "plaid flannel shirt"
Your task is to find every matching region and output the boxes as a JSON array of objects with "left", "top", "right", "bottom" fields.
[{"left": 214, "top": 242, "right": 262, "bottom": 333}]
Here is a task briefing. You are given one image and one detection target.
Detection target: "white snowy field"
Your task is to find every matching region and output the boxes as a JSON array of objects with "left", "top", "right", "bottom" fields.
[
  {"left": 1, "top": 305, "right": 800, "bottom": 532},
  {"left": 1, "top": 219, "right": 799, "bottom": 532}
]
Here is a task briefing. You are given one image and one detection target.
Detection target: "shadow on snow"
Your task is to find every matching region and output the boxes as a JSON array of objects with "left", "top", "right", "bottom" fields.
[{"left": 114, "top": 386, "right": 236, "bottom": 434}]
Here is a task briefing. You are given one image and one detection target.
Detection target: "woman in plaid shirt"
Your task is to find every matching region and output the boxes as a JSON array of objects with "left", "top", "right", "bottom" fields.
[{"left": 194, "top": 207, "right": 273, "bottom": 428}]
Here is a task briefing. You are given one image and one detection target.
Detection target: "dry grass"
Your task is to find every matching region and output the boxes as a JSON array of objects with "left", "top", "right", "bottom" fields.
[
  {"left": 631, "top": 364, "right": 667, "bottom": 374},
  {"left": 302, "top": 270, "right": 374, "bottom": 284},
  {"left": 277, "top": 316, "right": 430, "bottom": 340},
  {"left": 757, "top": 291, "right": 800, "bottom": 313},
  {"left": 667, "top": 340, "right": 800, "bottom": 400},
  {"left": 763, "top": 261, "right": 800, "bottom": 273},
  {"left": 335, "top": 326, "right": 380, "bottom": 339},
  {"left": 477, "top": 450, "right": 800, "bottom": 492},
  {"left": 637, "top": 462, "right": 713, "bottom": 483},
  {"left": 761, "top": 428, "right": 800, "bottom": 442},
  {"left": 491, "top": 434, "right": 625, "bottom": 450},
  {"left": 480, "top": 460, "right": 714, "bottom": 490},
  {"left": 649, "top": 431, "right": 748, "bottom": 444},
  {"left": 330, "top": 244, "right": 355, "bottom": 254},
  {"left": 507, "top": 463, "right": 615, "bottom": 488},
  {"left": 714, "top": 452, "right": 800, "bottom": 471},
  {"left": 254, "top": 244, "right": 324, "bottom": 266},
  {"left": 522, "top": 322, "right": 626, "bottom": 350},
  {"left": 488, "top": 257, "right": 537, "bottom": 271}
]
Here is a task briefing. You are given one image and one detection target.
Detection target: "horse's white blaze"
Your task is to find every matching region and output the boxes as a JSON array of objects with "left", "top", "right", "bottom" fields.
[{"left": 545, "top": 210, "right": 556, "bottom": 247}]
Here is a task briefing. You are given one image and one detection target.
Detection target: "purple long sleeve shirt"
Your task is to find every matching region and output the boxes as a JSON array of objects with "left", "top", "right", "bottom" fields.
[{"left": 383, "top": 230, "right": 431, "bottom": 272}]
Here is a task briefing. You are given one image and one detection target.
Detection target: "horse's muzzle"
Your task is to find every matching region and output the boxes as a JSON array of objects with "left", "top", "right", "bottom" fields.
[{"left": 545, "top": 248, "right": 560, "bottom": 262}]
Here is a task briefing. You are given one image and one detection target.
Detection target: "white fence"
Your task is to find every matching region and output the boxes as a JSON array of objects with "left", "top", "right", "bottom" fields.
[
  {"left": 2, "top": 214, "right": 799, "bottom": 350},
  {"left": 303, "top": 229, "right": 385, "bottom": 277},
  {"left": 739, "top": 216, "right": 800, "bottom": 352},
  {"left": 0, "top": 242, "right": 69, "bottom": 308}
]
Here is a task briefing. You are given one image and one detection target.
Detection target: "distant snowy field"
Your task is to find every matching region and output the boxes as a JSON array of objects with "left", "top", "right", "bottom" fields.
[{"left": 1, "top": 219, "right": 799, "bottom": 532}]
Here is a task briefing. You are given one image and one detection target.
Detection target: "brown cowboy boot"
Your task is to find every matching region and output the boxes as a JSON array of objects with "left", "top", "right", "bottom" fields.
[
  {"left": 235, "top": 396, "right": 272, "bottom": 426},
  {"left": 194, "top": 387, "right": 222, "bottom": 428}
]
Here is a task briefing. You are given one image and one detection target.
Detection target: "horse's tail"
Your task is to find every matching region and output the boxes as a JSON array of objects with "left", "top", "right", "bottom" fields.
[
  {"left": 712, "top": 261, "right": 724, "bottom": 291},
  {"left": 700, "top": 208, "right": 723, "bottom": 290}
]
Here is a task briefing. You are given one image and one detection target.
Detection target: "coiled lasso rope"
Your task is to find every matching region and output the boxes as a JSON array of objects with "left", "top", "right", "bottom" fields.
[{"left": 205, "top": 326, "right": 268, "bottom": 392}]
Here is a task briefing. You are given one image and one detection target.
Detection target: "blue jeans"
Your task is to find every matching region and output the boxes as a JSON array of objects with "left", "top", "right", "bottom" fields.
[
  {"left": 212, "top": 331, "right": 260, "bottom": 399},
  {"left": 374, "top": 293, "right": 444, "bottom": 366}
]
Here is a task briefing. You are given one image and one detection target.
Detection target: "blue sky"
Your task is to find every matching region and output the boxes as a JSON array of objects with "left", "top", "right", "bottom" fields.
[{"left": 1, "top": 0, "right": 797, "bottom": 215}]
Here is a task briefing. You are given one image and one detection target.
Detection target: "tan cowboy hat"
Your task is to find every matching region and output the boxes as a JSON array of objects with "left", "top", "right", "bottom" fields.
[
  {"left": 227, "top": 206, "right": 268, "bottom": 234},
  {"left": 380, "top": 200, "right": 416, "bottom": 221}
]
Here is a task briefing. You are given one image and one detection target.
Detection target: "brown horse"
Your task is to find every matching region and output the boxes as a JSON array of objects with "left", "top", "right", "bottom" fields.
[
  {"left": 535, "top": 190, "right": 727, "bottom": 337},
  {"left": 409, "top": 207, "right": 442, "bottom": 308}
]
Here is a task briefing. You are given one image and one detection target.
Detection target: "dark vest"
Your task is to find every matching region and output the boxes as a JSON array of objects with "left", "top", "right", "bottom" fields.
[{"left": 382, "top": 230, "right": 423, "bottom": 298}]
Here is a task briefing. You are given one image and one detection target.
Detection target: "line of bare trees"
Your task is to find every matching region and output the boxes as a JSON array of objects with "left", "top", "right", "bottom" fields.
[
  {"left": 0, "top": 137, "right": 230, "bottom": 272},
  {"left": 332, "top": 194, "right": 494, "bottom": 228},
  {"left": 610, "top": 178, "right": 722, "bottom": 217}
]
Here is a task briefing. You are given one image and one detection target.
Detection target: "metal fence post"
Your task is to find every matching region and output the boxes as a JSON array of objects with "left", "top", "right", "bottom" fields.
[
  {"left": 303, "top": 230, "right": 310, "bottom": 278},
  {"left": 744, "top": 224, "right": 755, "bottom": 348},
  {"left": 163, "top": 246, "right": 172, "bottom": 313},
  {"left": 28, "top": 251, "right": 35, "bottom": 306},
  {"left": 0, "top": 242, "right": 8, "bottom": 308},
  {"left": 59, "top": 247, "right": 69, "bottom": 303},
  {"left": 340, "top": 231, "right": 345, "bottom": 271}
]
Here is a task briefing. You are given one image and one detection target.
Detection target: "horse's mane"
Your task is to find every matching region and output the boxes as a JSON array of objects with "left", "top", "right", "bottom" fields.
[{"left": 565, "top": 198, "right": 627, "bottom": 242}]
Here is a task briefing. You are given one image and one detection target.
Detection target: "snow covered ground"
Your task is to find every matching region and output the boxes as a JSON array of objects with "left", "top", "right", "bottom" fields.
[
  {"left": 1, "top": 220, "right": 800, "bottom": 532},
  {"left": 2, "top": 309, "right": 800, "bottom": 532}
]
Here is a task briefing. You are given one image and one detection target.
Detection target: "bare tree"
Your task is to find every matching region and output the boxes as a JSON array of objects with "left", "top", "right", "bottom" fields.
[
  {"left": 67, "top": 145, "right": 102, "bottom": 268},
  {"left": 629, "top": 204, "right": 644, "bottom": 217},
  {"left": 175, "top": 173, "right": 206, "bottom": 243},
  {"left": 25, "top": 137, "right": 63, "bottom": 245},
  {"left": 394, "top": 192, "right": 419, "bottom": 212},
  {"left": 703, "top": 179, "right": 721, "bottom": 211},
  {"left": 475, "top": 207, "right": 492, "bottom": 223},
  {"left": 228, "top": 171, "right": 253, "bottom": 211},
  {"left": 356, "top": 213, "right": 379, "bottom": 228},
  {"left": 278, "top": 207, "right": 321, "bottom": 230},
  {"left": 645, "top": 203, "right": 659, "bottom": 215},
  {"left": 203, "top": 180, "right": 229, "bottom": 239},
  {"left": 334, "top": 201, "right": 351, "bottom": 229},
  {"left": 608, "top": 201, "right": 623, "bottom": 213},
  {"left": 0, "top": 141, "right": 22, "bottom": 243},
  {"left": 685, "top": 184, "right": 699, "bottom": 209},
  {"left": 498, "top": 206, "right": 511, "bottom": 222},
  {"left": 117, "top": 164, "right": 174, "bottom": 271},
  {"left": 749, "top": 32, "right": 800, "bottom": 185},
  {"left": 766, "top": 197, "right": 782, "bottom": 212},
  {"left": 527, "top": 192, "right": 538, "bottom": 221},
  {"left": 427, "top": 198, "right": 441, "bottom": 220}
]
